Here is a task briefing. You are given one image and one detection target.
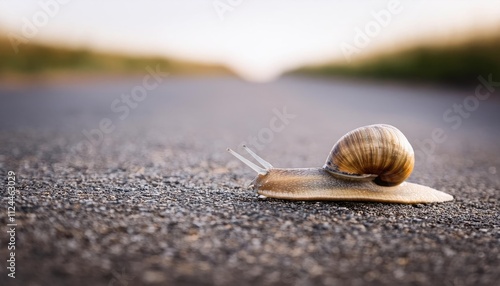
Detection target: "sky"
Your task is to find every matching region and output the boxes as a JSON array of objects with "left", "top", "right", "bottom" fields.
[{"left": 1, "top": 0, "right": 500, "bottom": 81}]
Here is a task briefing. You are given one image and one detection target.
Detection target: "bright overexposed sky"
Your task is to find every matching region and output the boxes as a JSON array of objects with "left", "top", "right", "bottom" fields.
[{"left": 1, "top": 0, "right": 500, "bottom": 81}]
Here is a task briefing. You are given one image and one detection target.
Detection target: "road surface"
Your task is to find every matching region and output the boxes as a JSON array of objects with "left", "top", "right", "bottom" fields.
[{"left": 0, "top": 75, "right": 499, "bottom": 285}]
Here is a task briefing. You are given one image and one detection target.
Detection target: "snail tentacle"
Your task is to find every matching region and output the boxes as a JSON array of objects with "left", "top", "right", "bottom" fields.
[
  {"left": 227, "top": 148, "right": 268, "bottom": 175},
  {"left": 242, "top": 145, "right": 273, "bottom": 169}
]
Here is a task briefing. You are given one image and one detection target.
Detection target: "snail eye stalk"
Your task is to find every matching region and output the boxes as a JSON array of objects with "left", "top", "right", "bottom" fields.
[
  {"left": 227, "top": 148, "right": 268, "bottom": 175},
  {"left": 242, "top": 145, "right": 273, "bottom": 169}
]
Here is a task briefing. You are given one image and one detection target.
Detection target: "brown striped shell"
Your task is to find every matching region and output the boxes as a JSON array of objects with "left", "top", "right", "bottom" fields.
[{"left": 323, "top": 124, "right": 415, "bottom": 186}]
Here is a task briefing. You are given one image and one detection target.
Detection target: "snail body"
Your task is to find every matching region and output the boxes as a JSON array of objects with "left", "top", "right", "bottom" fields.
[{"left": 227, "top": 124, "right": 453, "bottom": 204}]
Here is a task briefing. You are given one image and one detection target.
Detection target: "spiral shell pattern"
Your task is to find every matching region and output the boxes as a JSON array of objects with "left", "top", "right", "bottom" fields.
[{"left": 323, "top": 124, "right": 415, "bottom": 186}]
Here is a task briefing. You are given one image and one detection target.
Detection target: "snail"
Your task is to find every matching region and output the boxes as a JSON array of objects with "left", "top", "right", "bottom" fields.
[{"left": 227, "top": 124, "right": 453, "bottom": 204}]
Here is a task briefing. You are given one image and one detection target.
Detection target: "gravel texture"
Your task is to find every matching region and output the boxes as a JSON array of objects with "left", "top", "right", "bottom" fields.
[{"left": 0, "top": 76, "right": 499, "bottom": 286}]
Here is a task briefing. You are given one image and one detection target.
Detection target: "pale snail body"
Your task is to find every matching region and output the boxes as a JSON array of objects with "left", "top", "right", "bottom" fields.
[{"left": 227, "top": 124, "right": 453, "bottom": 204}]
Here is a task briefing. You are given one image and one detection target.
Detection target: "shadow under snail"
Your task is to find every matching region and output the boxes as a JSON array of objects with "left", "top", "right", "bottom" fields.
[{"left": 227, "top": 124, "right": 453, "bottom": 204}]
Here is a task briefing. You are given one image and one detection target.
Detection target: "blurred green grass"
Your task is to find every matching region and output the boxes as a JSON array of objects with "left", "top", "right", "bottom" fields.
[
  {"left": 0, "top": 37, "right": 234, "bottom": 77},
  {"left": 291, "top": 33, "right": 500, "bottom": 86}
]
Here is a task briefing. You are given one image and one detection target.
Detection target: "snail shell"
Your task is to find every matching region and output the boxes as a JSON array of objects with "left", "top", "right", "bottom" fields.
[{"left": 324, "top": 124, "right": 414, "bottom": 186}]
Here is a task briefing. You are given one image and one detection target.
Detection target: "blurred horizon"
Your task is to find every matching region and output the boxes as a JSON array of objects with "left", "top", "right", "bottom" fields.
[{"left": 1, "top": 0, "right": 500, "bottom": 82}]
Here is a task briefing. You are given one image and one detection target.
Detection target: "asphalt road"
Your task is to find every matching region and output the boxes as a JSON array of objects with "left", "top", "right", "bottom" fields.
[{"left": 0, "top": 75, "right": 499, "bottom": 286}]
